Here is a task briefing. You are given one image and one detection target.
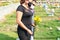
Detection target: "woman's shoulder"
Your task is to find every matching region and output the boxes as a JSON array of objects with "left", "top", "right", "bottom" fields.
[
  {"left": 16, "top": 5, "right": 24, "bottom": 12},
  {"left": 17, "top": 5, "right": 23, "bottom": 8}
]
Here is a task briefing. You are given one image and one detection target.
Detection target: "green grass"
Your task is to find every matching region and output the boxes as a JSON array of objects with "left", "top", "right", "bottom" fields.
[
  {"left": 0, "top": 5, "right": 60, "bottom": 40},
  {"left": 34, "top": 20, "right": 60, "bottom": 40},
  {"left": 0, "top": 2, "right": 10, "bottom": 6},
  {"left": 0, "top": 31, "right": 17, "bottom": 40}
]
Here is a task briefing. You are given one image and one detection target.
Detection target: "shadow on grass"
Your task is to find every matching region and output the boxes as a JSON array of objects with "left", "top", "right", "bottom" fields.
[{"left": 0, "top": 33, "right": 16, "bottom": 40}]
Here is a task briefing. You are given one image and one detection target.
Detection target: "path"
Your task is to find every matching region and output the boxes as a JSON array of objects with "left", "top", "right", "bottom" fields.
[{"left": 0, "top": 3, "right": 20, "bottom": 21}]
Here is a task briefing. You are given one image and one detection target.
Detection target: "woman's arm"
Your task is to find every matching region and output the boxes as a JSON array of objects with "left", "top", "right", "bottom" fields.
[{"left": 16, "top": 11, "right": 33, "bottom": 35}]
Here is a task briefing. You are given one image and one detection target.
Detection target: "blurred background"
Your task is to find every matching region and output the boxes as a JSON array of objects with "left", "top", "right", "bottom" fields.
[{"left": 0, "top": 0, "right": 60, "bottom": 40}]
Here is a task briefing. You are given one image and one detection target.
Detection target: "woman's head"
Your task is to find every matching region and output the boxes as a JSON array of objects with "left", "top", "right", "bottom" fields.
[{"left": 20, "top": 0, "right": 29, "bottom": 4}]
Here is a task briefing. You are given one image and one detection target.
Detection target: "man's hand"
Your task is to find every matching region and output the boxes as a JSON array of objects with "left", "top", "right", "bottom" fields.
[{"left": 32, "top": 23, "right": 35, "bottom": 27}]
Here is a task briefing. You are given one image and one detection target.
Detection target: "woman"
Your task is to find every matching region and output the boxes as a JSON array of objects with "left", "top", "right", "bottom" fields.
[{"left": 16, "top": 0, "right": 34, "bottom": 40}]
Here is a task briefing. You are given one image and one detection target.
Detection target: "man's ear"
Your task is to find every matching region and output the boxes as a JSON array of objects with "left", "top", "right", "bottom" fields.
[{"left": 32, "top": 1, "right": 36, "bottom": 6}]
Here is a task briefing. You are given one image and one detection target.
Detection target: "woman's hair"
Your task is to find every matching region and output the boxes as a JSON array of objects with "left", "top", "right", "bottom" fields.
[
  {"left": 20, "top": 0, "right": 25, "bottom": 4},
  {"left": 20, "top": 0, "right": 36, "bottom": 4}
]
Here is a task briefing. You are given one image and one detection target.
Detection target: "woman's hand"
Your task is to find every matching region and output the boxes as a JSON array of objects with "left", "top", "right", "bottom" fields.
[{"left": 27, "top": 29, "right": 33, "bottom": 35}]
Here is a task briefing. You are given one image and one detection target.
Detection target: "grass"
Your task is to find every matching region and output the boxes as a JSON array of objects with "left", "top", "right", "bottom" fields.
[
  {"left": 0, "top": 5, "right": 60, "bottom": 40},
  {"left": 0, "top": 2, "right": 10, "bottom": 6},
  {"left": 0, "top": 31, "right": 17, "bottom": 40},
  {"left": 34, "top": 20, "right": 60, "bottom": 40}
]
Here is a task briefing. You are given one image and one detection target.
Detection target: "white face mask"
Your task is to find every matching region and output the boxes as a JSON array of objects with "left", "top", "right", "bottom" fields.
[{"left": 30, "top": 5, "right": 34, "bottom": 9}]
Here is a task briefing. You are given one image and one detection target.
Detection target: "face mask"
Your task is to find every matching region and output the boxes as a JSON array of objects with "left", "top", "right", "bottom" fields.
[
  {"left": 28, "top": 2, "right": 34, "bottom": 9},
  {"left": 30, "top": 5, "right": 34, "bottom": 9},
  {"left": 28, "top": 2, "right": 32, "bottom": 7}
]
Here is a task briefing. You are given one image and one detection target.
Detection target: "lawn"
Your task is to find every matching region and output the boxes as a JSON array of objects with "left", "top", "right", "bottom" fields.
[
  {"left": 0, "top": 2, "right": 10, "bottom": 6},
  {"left": 0, "top": 5, "right": 60, "bottom": 40}
]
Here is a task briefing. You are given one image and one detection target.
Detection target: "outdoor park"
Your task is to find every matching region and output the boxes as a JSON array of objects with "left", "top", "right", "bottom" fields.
[{"left": 0, "top": 0, "right": 60, "bottom": 40}]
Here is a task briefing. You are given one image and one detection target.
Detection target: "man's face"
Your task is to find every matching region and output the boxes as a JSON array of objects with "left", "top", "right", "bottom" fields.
[{"left": 29, "top": 0, "right": 33, "bottom": 2}]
